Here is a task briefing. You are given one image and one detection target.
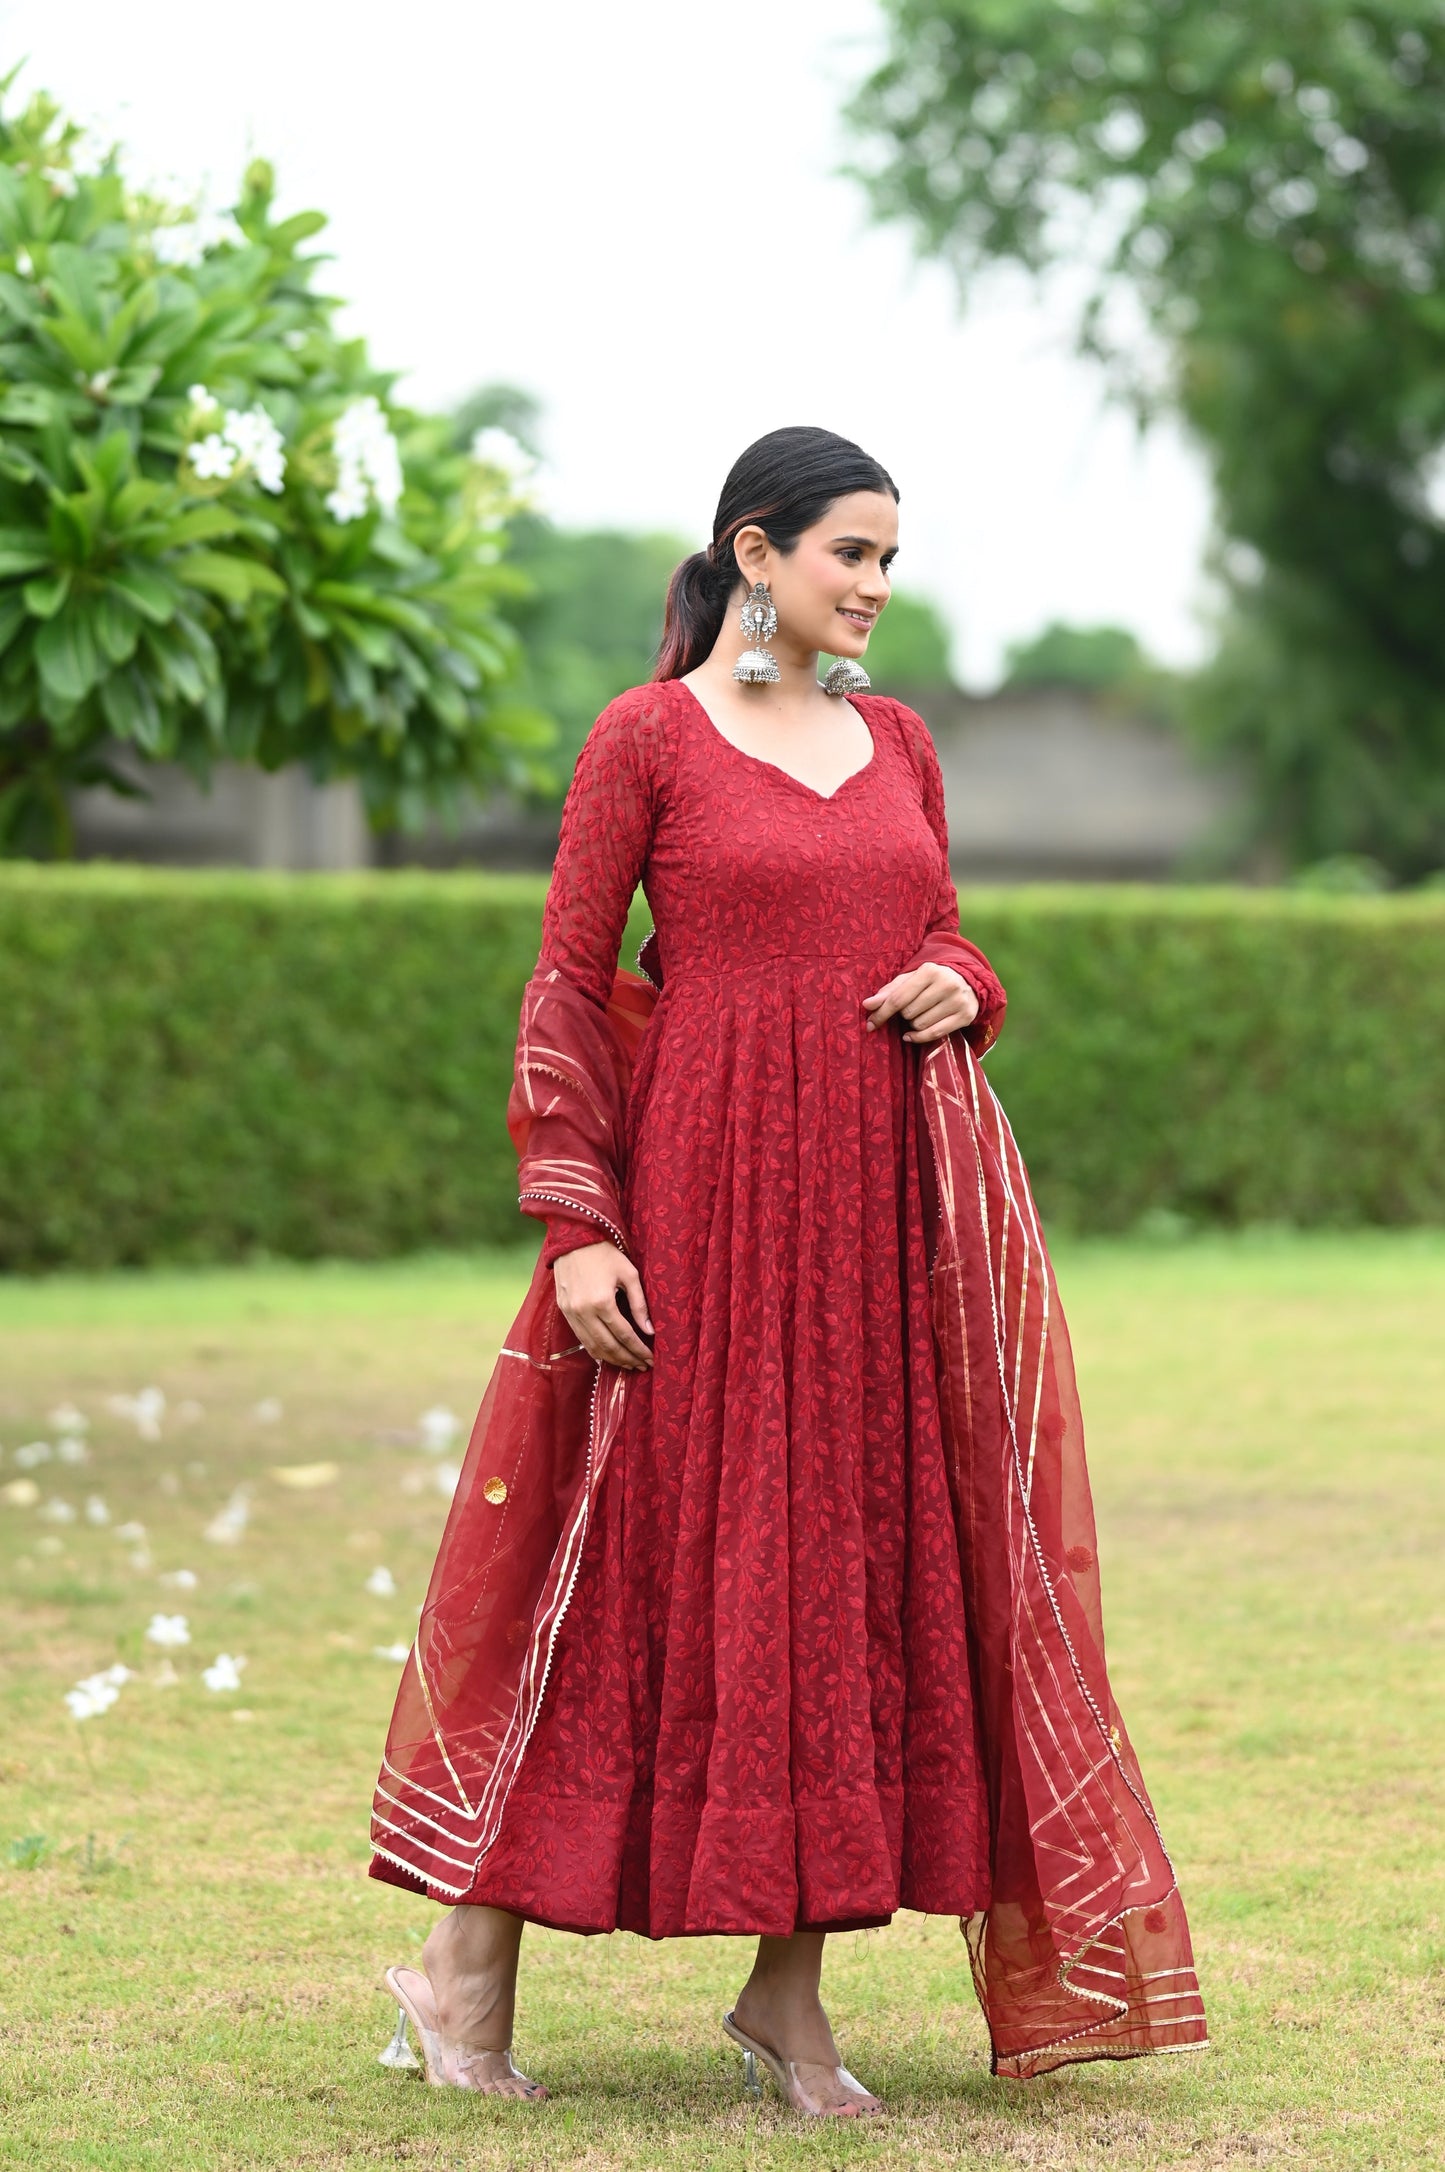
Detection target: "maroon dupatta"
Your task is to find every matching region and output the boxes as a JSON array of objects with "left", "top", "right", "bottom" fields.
[{"left": 368, "top": 931, "right": 1208, "bottom": 2081}]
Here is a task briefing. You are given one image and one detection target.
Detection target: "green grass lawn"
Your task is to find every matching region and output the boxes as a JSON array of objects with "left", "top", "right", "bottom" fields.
[{"left": 1, "top": 1231, "right": 1442, "bottom": 2170}]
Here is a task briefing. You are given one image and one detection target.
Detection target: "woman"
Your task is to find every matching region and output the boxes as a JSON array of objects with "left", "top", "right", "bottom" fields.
[{"left": 368, "top": 426, "right": 1208, "bottom": 2116}]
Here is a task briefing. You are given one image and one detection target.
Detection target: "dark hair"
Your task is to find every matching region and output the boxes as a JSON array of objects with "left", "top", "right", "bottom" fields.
[{"left": 653, "top": 425, "right": 899, "bottom": 681}]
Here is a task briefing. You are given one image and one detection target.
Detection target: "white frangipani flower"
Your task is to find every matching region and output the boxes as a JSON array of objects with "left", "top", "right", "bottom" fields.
[
  {"left": 203, "top": 1485, "right": 252, "bottom": 1545},
  {"left": 364, "top": 1566, "right": 397, "bottom": 1599},
  {"left": 114, "top": 1521, "right": 147, "bottom": 1543},
  {"left": 202, "top": 1652, "right": 247, "bottom": 1693},
  {"left": 66, "top": 1679, "right": 118, "bottom": 1720},
  {"left": 15, "top": 246, "right": 34, "bottom": 277},
  {"left": 64, "top": 1662, "right": 133, "bottom": 1720},
  {"left": 418, "top": 1407, "right": 459, "bottom": 1453},
  {"left": 158, "top": 1568, "right": 199, "bottom": 1592},
  {"left": 222, "top": 406, "right": 285, "bottom": 494},
  {"left": 109, "top": 1388, "right": 165, "bottom": 1442},
  {"left": 470, "top": 426, "right": 536, "bottom": 488},
  {"left": 186, "top": 404, "right": 285, "bottom": 494},
  {"left": 434, "top": 1463, "right": 461, "bottom": 1501},
  {"left": 48, "top": 1404, "right": 88, "bottom": 1434},
  {"left": 56, "top": 1438, "right": 89, "bottom": 1466},
  {"left": 1, "top": 1479, "right": 40, "bottom": 1508},
  {"left": 145, "top": 1612, "right": 190, "bottom": 1649},
  {"left": 326, "top": 395, "right": 403, "bottom": 522},
  {"left": 190, "top": 432, "right": 236, "bottom": 482},
  {"left": 14, "top": 1440, "right": 51, "bottom": 1468},
  {"left": 39, "top": 1498, "right": 77, "bottom": 1524},
  {"left": 152, "top": 222, "right": 205, "bottom": 267},
  {"left": 252, "top": 1399, "right": 282, "bottom": 1424},
  {"left": 84, "top": 1497, "right": 110, "bottom": 1526},
  {"left": 373, "top": 1642, "right": 412, "bottom": 1663}
]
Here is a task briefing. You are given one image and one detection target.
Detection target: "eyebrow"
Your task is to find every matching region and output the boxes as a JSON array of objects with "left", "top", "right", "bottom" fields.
[{"left": 830, "top": 534, "right": 898, "bottom": 549}]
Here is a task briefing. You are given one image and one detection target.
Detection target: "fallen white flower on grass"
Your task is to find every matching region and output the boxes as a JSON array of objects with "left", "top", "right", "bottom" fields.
[
  {"left": 145, "top": 1613, "right": 190, "bottom": 1649},
  {"left": 13, "top": 1442, "right": 52, "bottom": 1469},
  {"left": 418, "top": 1406, "right": 459, "bottom": 1453},
  {"left": 252, "top": 1399, "right": 283, "bottom": 1424},
  {"left": 114, "top": 1521, "right": 147, "bottom": 1543},
  {"left": 84, "top": 1497, "right": 110, "bottom": 1526},
  {"left": 56, "top": 1438, "right": 90, "bottom": 1466},
  {"left": 39, "top": 1499, "right": 77, "bottom": 1524},
  {"left": 158, "top": 1569, "right": 199, "bottom": 1592},
  {"left": 202, "top": 1653, "right": 247, "bottom": 1693},
  {"left": 203, "top": 1486, "right": 252, "bottom": 1544},
  {"left": 65, "top": 1662, "right": 134, "bottom": 1720},
  {"left": 48, "top": 1405, "right": 88, "bottom": 1434},
  {"left": 129, "top": 1550, "right": 154, "bottom": 1572},
  {"left": 109, "top": 1388, "right": 165, "bottom": 1442},
  {"left": 365, "top": 1566, "right": 397, "bottom": 1599},
  {"left": 434, "top": 1464, "right": 461, "bottom": 1501},
  {"left": 1, "top": 1479, "right": 40, "bottom": 1508},
  {"left": 372, "top": 1643, "right": 412, "bottom": 1663},
  {"left": 269, "top": 1462, "right": 338, "bottom": 1490}
]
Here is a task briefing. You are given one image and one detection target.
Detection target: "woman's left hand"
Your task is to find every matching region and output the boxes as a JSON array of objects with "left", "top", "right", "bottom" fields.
[{"left": 861, "top": 964, "right": 979, "bottom": 1044}]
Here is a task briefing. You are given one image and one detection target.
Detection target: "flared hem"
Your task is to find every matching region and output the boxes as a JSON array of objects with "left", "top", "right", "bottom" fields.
[{"left": 371, "top": 1779, "right": 991, "bottom": 1940}]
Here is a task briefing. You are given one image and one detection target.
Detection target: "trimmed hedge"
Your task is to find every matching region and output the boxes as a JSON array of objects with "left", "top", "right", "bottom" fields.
[{"left": 0, "top": 867, "right": 1442, "bottom": 1271}]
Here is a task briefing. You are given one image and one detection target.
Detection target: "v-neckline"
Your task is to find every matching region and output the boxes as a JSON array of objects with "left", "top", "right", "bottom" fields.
[{"left": 675, "top": 680, "right": 877, "bottom": 805}]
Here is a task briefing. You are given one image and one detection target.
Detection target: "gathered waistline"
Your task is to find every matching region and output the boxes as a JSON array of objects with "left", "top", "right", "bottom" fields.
[{"left": 653, "top": 952, "right": 898, "bottom": 985}]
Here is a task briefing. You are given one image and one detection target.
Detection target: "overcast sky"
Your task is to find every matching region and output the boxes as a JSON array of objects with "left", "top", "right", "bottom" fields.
[{"left": 0, "top": 0, "right": 1217, "bottom": 690}]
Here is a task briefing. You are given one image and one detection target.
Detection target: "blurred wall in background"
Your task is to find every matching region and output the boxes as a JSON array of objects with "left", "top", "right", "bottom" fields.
[{"left": 70, "top": 684, "right": 1240, "bottom": 883}]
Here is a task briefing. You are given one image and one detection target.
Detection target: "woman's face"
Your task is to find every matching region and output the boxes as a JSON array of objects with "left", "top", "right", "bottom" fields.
[{"left": 735, "top": 489, "right": 899, "bottom": 662}]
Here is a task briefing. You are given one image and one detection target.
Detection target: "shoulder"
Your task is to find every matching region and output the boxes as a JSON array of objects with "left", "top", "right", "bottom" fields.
[
  {"left": 582, "top": 686, "right": 682, "bottom": 773},
  {"left": 854, "top": 693, "right": 940, "bottom": 780},
  {"left": 573, "top": 680, "right": 682, "bottom": 789}
]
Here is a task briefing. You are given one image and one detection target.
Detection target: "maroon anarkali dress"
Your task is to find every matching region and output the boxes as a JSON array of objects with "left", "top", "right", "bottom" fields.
[{"left": 369, "top": 680, "right": 1209, "bottom": 2080}]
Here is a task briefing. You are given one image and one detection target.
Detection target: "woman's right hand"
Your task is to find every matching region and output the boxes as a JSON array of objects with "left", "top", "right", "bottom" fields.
[{"left": 552, "top": 1241, "right": 655, "bottom": 1371}]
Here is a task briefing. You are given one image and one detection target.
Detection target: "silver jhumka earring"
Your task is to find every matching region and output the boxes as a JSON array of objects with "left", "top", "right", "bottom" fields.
[
  {"left": 733, "top": 581, "right": 780, "bottom": 684},
  {"left": 820, "top": 657, "right": 871, "bottom": 696}
]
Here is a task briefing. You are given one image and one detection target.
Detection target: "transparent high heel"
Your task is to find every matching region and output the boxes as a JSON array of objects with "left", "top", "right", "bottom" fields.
[
  {"left": 380, "top": 1964, "right": 547, "bottom": 2098},
  {"left": 722, "top": 2009, "right": 884, "bottom": 2118}
]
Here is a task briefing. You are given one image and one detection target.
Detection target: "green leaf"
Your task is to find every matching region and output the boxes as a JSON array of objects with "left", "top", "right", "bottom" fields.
[
  {"left": 22, "top": 569, "right": 72, "bottom": 619},
  {"left": 93, "top": 587, "right": 141, "bottom": 666},
  {"left": 108, "top": 563, "right": 179, "bottom": 624},
  {"left": 102, "top": 364, "right": 163, "bottom": 405},
  {"left": 270, "top": 210, "right": 328, "bottom": 248},
  {"left": 175, "top": 551, "right": 287, "bottom": 604},
  {"left": 75, "top": 431, "right": 133, "bottom": 496},
  {"left": 0, "top": 589, "right": 28, "bottom": 657},
  {"left": 35, "top": 603, "right": 101, "bottom": 703},
  {"left": 0, "top": 543, "right": 52, "bottom": 579},
  {"left": 99, "top": 664, "right": 163, "bottom": 750},
  {"left": 0, "top": 384, "right": 60, "bottom": 427},
  {"left": 314, "top": 580, "right": 436, "bottom": 643},
  {"left": 163, "top": 505, "right": 241, "bottom": 546}
]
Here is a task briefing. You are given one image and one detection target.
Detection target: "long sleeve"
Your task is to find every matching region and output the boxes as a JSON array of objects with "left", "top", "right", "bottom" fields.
[
  {"left": 515, "top": 694, "right": 656, "bottom": 1266},
  {"left": 891, "top": 699, "right": 1007, "bottom": 1056}
]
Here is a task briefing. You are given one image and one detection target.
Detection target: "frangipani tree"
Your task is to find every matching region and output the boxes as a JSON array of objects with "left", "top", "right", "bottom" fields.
[{"left": 0, "top": 76, "right": 550, "bottom": 854}]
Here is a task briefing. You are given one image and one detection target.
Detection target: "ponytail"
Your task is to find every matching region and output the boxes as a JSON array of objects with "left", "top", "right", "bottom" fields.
[
  {"left": 654, "top": 548, "right": 731, "bottom": 682},
  {"left": 651, "top": 426, "right": 898, "bottom": 683}
]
